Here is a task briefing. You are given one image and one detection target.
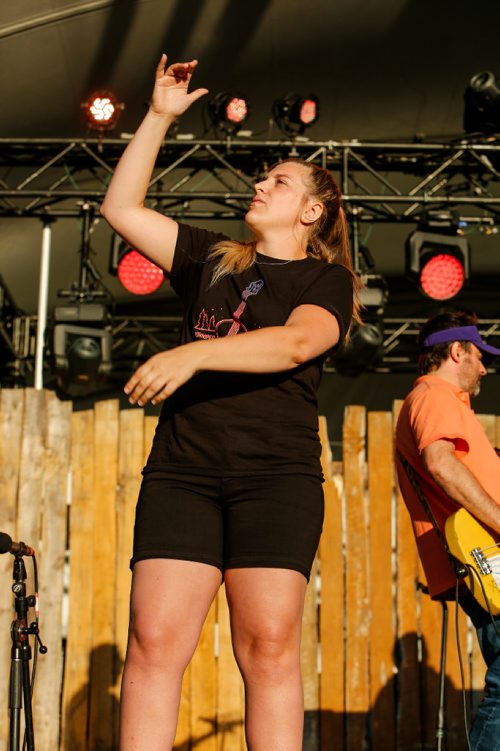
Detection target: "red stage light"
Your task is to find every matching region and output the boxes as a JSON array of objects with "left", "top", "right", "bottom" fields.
[
  {"left": 208, "top": 92, "right": 250, "bottom": 134},
  {"left": 406, "top": 228, "right": 470, "bottom": 301},
  {"left": 420, "top": 253, "right": 466, "bottom": 300},
  {"left": 90, "top": 97, "right": 115, "bottom": 124},
  {"left": 83, "top": 91, "right": 123, "bottom": 131},
  {"left": 117, "top": 250, "right": 165, "bottom": 295},
  {"left": 300, "top": 99, "right": 317, "bottom": 125},
  {"left": 226, "top": 97, "right": 248, "bottom": 123},
  {"left": 272, "top": 93, "right": 320, "bottom": 136}
]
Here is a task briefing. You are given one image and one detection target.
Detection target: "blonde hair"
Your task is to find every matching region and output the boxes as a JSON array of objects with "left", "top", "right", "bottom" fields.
[{"left": 209, "top": 159, "right": 362, "bottom": 326}]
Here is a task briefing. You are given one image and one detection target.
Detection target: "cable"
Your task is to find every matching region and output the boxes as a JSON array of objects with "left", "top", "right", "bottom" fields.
[{"left": 22, "top": 553, "right": 40, "bottom": 751}]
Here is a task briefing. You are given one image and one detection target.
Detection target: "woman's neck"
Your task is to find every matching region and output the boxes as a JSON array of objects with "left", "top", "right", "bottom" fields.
[{"left": 255, "top": 233, "right": 308, "bottom": 261}]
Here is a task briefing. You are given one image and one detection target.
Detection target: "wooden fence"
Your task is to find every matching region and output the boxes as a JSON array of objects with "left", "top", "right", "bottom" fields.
[{"left": 0, "top": 388, "right": 498, "bottom": 750}]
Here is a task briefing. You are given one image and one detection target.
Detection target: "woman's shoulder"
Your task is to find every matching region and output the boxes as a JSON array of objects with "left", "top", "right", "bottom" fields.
[{"left": 176, "top": 222, "right": 230, "bottom": 257}]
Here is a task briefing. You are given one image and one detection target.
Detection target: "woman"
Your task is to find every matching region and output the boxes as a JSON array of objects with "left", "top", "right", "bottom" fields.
[{"left": 101, "top": 55, "right": 359, "bottom": 751}]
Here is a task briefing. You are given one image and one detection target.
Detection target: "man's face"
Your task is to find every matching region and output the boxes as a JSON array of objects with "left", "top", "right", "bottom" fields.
[{"left": 458, "top": 343, "right": 487, "bottom": 396}]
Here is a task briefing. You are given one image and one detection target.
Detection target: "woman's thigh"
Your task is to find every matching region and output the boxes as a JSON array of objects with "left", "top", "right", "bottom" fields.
[
  {"left": 128, "top": 558, "right": 222, "bottom": 657},
  {"left": 224, "top": 567, "right": 308, "bottom": 649}
]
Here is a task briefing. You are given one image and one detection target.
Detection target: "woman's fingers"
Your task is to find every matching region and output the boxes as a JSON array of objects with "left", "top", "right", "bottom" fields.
[
  {"left": 124, "top": 346, "right": 198, "bottom": 406},
  {"left": 155, "top": 53, "right": 168, "bottom": 79},
  {"left": 164, "top": 60, "right": 199, "bottom": 84}
]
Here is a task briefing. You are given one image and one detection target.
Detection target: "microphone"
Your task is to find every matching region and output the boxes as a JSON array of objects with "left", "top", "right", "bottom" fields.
[{"left": 0, "top": 532, "right": 34, "bottom": 557}]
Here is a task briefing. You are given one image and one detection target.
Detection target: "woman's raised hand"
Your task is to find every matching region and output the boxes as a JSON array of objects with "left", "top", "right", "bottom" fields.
[{"left": 150, "top": 54, "right": 208, "bottom": 119}]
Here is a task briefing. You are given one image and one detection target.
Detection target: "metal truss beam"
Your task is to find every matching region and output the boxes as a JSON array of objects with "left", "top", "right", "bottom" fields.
[
  {"left": 3, "top": 314, "right": 499, "bottom": 383},
  {"left": 0, "top": 137, "right": 499, "bottom": 223}
]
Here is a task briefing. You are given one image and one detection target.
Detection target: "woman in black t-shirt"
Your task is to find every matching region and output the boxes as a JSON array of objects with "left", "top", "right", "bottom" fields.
[{"left": 101, "top": 55, "right": 358, "bottom": 751}]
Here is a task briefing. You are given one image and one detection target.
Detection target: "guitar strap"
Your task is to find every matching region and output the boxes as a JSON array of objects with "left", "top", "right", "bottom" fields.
[{"left": 396, "top": 449, "right": 467, "bottom": 580}]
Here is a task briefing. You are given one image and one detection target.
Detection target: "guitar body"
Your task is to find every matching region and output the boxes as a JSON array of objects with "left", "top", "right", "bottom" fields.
[{"left": 445, "top": 507, "right": 500, "bottom": 615}]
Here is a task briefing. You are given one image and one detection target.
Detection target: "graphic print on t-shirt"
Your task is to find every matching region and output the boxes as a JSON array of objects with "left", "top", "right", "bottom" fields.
[{"left": 194, "top": 280, "right": 264, "bottom": 339}]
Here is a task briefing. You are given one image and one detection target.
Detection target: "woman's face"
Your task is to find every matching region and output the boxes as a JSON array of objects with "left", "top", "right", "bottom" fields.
[{"left": 245, "top": 161, "right": 319, "bottom": 237}]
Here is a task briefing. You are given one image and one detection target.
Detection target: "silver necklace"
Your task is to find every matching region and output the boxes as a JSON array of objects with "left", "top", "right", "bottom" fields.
[{"left": 255, "top": 254, "right": 307, "bottom": 266}]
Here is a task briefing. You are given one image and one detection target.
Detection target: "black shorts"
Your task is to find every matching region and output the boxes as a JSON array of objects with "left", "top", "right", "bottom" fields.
[{"left": 131, "top": 471, "right": 324, "bottom": 581}]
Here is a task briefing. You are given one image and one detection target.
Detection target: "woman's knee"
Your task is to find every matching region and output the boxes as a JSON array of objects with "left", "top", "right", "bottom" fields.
[
  {"left": 126, "top": 609, "right": 194, "bottom": 672},
  {"left": 232, "top": 621, "right": 301, "bottom": 682}
]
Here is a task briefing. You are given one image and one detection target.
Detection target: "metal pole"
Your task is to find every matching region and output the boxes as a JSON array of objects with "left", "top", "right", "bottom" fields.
[
  {"left": 350, "top": 207, "right": 361, "bottom": 274},
  {"left": 34, "top": 220, "right": 53, "bottom": 389}
]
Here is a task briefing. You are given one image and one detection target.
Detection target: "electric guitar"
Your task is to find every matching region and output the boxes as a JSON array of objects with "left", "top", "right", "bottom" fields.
[{"left": 445, "top": 507, "right": 500, "bottom": 615}]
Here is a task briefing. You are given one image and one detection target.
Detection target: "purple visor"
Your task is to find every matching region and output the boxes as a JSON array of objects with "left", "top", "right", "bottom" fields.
[{"left": 423, "top": 325, "right": 500, "bottom": 363}]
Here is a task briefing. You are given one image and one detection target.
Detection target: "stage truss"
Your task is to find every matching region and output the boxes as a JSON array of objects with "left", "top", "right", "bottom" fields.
[
  {"left": 1, "top": 136, "right": 499, "bottom": 380},
  {"left": 1, "top": 136, "right": 500, "bottom": 222}
]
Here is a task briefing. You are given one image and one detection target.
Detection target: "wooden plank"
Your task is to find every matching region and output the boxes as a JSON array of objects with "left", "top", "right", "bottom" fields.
[
  {"left": 114, "top": 409, "right": 144, "bottom": 738},
  {"left": 318, "top": 416, "right": 345, "bottom": 751},
  {"left": 0, "top": 389, "right": 24, "bottom": 748},
  {"left": 175, "top": 664, "right": 191, "bottom": 750},
  {"left": 143, "top": 415, "right": 157, "bottom": 464},
  {"left": 470, "top": 618, "right": 486, "bottom": 716},
  {"left": 216, "top": 585, "right": 245, "bottom": 750},
  {"left": 418, "top": 562, "right": 444, "bottom": 748},
  {"left": 444, "top": 601, "right": 470, "bottom": 747},
  {"left": 89, "top": 399, "right": 119, "bottom": 751},
  {"left": 343, "top": 405, "right": 369, "bottom": 750},
  {"left": 393, "top": 400, "right": 422, "bottom": 751},
  {"left": 476, "top": 414, "right": 495, "bottom": 445},
  {"left": 302, "top": 556, "right": 319, "bottom": 750},
  {"left": 189, "top": 599, "right": 217, "bottom": 751},
  {"left": 367, "top": 412, "right": 396, "bottom": 751},
  {"left": 60, "top": 409, "right": 95, "bottom": 751},
  {"left": 16, "top": 388, "right": 45, "bottom": 551},
  {"left": 34, "top": 392, "right": 71, "bottom": 751},
  {"left": 15, "top": 387, "right": 45, "bottom": 744}
]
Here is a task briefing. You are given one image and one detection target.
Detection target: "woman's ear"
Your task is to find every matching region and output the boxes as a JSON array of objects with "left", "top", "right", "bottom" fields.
[{"left": 302, "top": 200, "right": 324, "bottom": 225}]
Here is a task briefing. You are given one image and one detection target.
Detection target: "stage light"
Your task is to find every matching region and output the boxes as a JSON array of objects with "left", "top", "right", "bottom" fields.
[
  {"left": 463, "top": 71, "right": 500, "bottom": 135},
  {"left": 272, "top": 93, "right": 320, "bottom": 137},
  {"left": 208, "top": 92, "right": 250, "bottom": 135},
  {"left": 406, "top": 230, "right": 470, "bottom": 301},
  {"left": 330, "top": 275, "right": 387, "bottom": 376},
  {"left": 52, "top": 304, "right": 112, "bottom": 391},
  {"left": 82, "top": 91, "right": 124, "bottom": 131},
  {"left": 109, "top": 237, "right": 165, "bottom": 295}
]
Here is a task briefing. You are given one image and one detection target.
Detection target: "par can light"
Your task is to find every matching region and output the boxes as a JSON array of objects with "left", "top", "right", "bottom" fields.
[
  {"left": 272, "top": 93, "right": 320, "bottom": 137},
  {"left": 406, "top": 230, "right": 470, "bottom": 301},
  {"left": 110, "top": 236, "right": 165, "bottom": 295},
  {"left": 463, "top": 71, "right": 500, "bottom": 135},
  {"left": 208, "top": 92, "right": 250, "bottom": 135},
  {"left": 82, "top": 91, "right": 124, "bottom": 131}
]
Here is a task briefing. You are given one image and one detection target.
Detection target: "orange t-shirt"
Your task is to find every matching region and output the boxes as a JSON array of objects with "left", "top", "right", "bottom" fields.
[{"left": 395, "top": 374, "right": 500, "bottom": 598}]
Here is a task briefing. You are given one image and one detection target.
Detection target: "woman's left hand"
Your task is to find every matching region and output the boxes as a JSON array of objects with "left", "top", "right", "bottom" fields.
[{"left": 124, "top": 345, "right": 200, "bottom": 406}]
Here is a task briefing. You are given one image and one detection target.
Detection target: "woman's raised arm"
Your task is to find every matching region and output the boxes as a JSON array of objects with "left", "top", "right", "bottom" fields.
[{"left": 100, "top": 55, "right": 208, "bottom": 273}]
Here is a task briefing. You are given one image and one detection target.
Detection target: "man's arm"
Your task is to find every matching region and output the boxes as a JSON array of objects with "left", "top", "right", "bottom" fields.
[{"left": 422, "top": 439, "right": 500, "bottom": 534}]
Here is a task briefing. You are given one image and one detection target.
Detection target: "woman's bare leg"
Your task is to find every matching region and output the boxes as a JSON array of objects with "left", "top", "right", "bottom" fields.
[
  {"left": 224, "top": 568, "right": 307, "bottom": 751},
  {"left": 120, "top": 559, "right": 221, "bottom": 751}
]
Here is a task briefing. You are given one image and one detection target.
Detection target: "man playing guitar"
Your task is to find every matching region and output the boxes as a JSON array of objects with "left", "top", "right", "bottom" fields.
[{"left": 395, "top": 311, "right": 500, "bottom": 751}]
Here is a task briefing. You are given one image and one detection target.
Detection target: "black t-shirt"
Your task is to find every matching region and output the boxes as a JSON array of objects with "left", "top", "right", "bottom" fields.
[{"left": 145, "top": 223, "right": 353, "bottom": 478}]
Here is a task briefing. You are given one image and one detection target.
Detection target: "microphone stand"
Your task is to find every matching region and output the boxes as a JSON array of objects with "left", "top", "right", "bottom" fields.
[{"left": 9, "top": 555, "right": 47, "bottom": 751}]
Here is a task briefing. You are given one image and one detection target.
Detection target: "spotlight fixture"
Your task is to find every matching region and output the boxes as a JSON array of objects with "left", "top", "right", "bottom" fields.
[
  {"left": 109, "top": 237, "right": 165, "bottom": 295},
  {"left": 52, "top": 304, "right": 112, "bottom": 392},
  {"left": 463, "top": 71, "right": 500, "bottom": 135},
  {"left": 330, "top": 275, "right": 387, "bottom": 376},
  {"left": 406, "top": 216, "right": 470, "bottom": 301},
  {"left": 207, "top": 92, "right": 250, "bottom": 135},
  {"left": 272, "top": 93, "right": 320, "bottom": 137},
  {"left": 82, "top": 91, "right": 124, "bottom": 131}
]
